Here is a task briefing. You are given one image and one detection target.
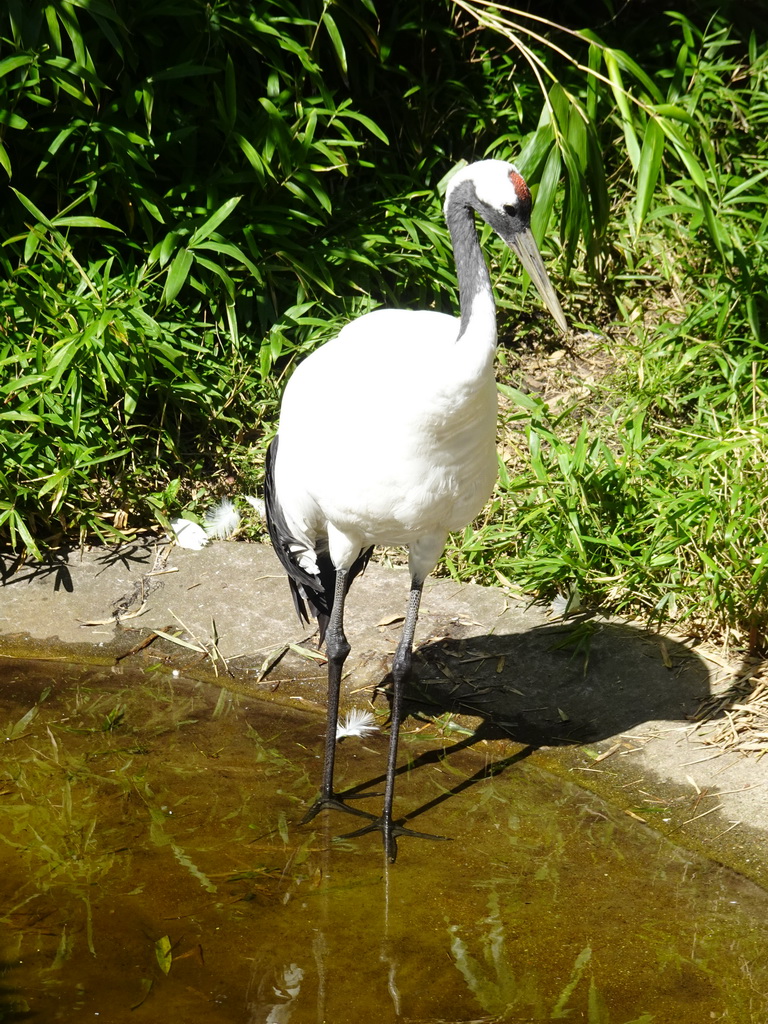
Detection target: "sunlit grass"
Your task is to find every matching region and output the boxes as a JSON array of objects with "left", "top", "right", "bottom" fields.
[{"left": 1, "top": 2, "right": 767, "bottom": 648}]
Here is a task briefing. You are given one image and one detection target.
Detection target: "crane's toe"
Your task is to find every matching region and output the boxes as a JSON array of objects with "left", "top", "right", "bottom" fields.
[
  {"left": 339, "top": 817, "right": 451, "bottom": 863},
  {"left": 299, "top": 795, "right": 378, "bottom": 826}
]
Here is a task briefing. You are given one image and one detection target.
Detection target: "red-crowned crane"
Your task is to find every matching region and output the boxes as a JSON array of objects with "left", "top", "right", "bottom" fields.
[{"left": 264, "top": 159, "right": 567, "bottom": 861}]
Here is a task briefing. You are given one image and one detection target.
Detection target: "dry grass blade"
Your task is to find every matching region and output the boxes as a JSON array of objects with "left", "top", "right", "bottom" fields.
[
  {"left": 691, "top": 662, "right": 768, "bottom": 756},
  {"left": 153, "top": 629, "right": 207, "bottom": 654}
]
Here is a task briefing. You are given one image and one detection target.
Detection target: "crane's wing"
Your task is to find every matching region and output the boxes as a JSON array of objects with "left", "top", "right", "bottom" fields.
[{"left": 263, "top": 437, "right": 372, "bottom": 643}]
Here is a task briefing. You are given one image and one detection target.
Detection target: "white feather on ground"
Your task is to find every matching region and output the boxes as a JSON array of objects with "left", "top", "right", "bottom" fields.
[
  {"left": 170, "top": 518, "right": 209, "bottom": 550},
  {"left": 550, "top": 584, "right": 583, "bottom": 617},
  {"left": 204, "top": 498, "right": 241, "bottom": 539},
  {"left": 335, "top": 708, "right": 378, "bottom": 741},
  {"left": 242, "top": 494, "right": 266, "bottom": 519}
]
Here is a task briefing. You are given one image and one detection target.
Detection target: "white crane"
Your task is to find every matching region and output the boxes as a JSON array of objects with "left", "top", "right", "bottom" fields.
[{"left": 264, "top": 159, "right": 567, "bottom": 861}]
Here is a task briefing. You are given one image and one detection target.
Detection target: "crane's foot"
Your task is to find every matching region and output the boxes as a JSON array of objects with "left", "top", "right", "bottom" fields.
[
  {"left": 339, "top": 817, "right": 451, "bottom": 863},
  {"left": 299, "top": 795, "right": 378, "bottom": 826}
]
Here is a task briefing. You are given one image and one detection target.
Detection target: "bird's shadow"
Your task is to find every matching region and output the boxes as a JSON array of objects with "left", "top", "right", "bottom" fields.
[
  {"left": 409, "top": 614, "right": 708, "bottom": 746},
  {"left": 338, "top": 614, "right": 710, "bottom": 828}
]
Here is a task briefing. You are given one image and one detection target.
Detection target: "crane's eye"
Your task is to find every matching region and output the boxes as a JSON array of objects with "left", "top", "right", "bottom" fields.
[{"left": 503, "top": 204, "right": 517, "bottom": 218}]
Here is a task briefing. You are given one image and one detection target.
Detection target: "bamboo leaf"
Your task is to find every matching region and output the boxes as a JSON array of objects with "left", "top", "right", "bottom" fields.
[
  {"left": 322, "top": 11, "right": 347, "bottom": 77},
  {"left": 148, "top": 63, "right": 215, "bottom": 83},
  {"left": 336, "top": 109, "right": 389, "bottom": 144},
  {"left": 531, "top": 145, "right": 561, "bottom": 243},
  {"left": 603, "top": 51, "right": 641, "bottom": 170},
  {"left": 162, "top": 248, "right": 194, "bottom": 305},
  {"left": 516, "top": 121, "right": 555, "bottom": 179},
  {"left": 152, "top": 630, "right": 207, "bottom": 653},
  {"left": 586, "top": 42, "right": 601, "bottom": 122},
  {"left": 585, "top": 126, "right": 609, "bottom": 242},
  {"left": 6, "top": 705, "right": 39, "bottom": 741},
  {"left": 0, "top": 54, "right": 34, "bottom": 77},
  {"left": 51, "top": 215, "right": 123, "bottom": 231},
  {"left": 634, "top": 116, "right": 664, "bottom": 232},
  {"left": 11, "top": 189, "right": 53, "bottom": 228},
  {"left": 189, "top": 196, "right": 242, "bottom": 247},
  {"left": 0, "top": 109, "right": 29, "bottom": 130}
]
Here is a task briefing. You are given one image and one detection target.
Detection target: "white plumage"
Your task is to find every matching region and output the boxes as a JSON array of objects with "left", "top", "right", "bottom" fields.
[
  {"left": 265, "top": 158, "right": 567, "bottom": 861},
  {"left": 274, "top": 306, "right": 499, "bottom": 583}
]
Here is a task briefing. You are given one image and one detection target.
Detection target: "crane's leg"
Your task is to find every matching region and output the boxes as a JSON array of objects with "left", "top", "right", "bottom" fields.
[
  {"left": 301, "top": 567, "right": 375, "bottom": 825},
  {"left": 342, "top": 577, "right": 449, "bottom": 862}
]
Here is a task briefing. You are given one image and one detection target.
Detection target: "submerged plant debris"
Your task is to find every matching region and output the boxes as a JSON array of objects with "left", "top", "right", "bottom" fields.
[{"left": 0, "top": 657, "right": 767, "bottom": 1022}]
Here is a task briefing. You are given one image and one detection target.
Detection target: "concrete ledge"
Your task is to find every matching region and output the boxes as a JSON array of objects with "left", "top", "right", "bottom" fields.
[{"left": 2, "top": 539, "right": 767, "bottom": 887}]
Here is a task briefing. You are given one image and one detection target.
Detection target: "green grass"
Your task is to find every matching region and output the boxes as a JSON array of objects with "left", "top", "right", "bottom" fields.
[
  {"left": 433, "top": 6, "right": 768, "bottom": 651},
  {"left": 452, "top": 391, "right": 768, "bottom": 645},
  {"left": 1, "top": 1, "right": 767, "bottom": 650}
]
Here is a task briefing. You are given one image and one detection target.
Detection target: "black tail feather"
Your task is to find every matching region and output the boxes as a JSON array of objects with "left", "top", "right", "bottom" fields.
[{"left": 264, "top": 436, "right": 373, "bottom": 645}]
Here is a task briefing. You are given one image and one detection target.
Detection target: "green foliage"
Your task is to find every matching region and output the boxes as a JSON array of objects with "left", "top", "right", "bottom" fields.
[
  {"left": 1, "top": 0, "right": 389, "bottom": 332},
  {"left": 1, "top": 0, "right": 768, "bottom": 647},
  {"left": 0, "top": 233, "right": 235, "bottom": 553},
  {"left": 0, "top": 0, "right": 564, "bottom": 547},
  {"left": 472, "top": 392, "right": 768, "bottom": 641},
  {"left": 0, "top": 0, "right": 393, "bottom": 544},
  {"left": 431, "top": 5, "right": 768, "bottom": 649}
]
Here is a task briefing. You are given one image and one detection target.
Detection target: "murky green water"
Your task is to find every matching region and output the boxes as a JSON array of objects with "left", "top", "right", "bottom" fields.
[{"left": 0, "top": 658, "right": 766, "bottom": 1023}]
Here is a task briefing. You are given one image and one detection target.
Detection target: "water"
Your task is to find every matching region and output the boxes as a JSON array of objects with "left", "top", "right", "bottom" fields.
[{"left": 0, "top": 658, "right": 766, "bottom": 1022}]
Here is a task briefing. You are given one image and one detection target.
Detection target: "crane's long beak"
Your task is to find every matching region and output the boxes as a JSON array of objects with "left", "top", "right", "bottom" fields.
[{"left": 506, "top": 226, "right": 568, "bottom": 335}]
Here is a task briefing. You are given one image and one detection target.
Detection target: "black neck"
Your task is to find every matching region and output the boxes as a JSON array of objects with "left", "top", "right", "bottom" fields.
[{"left": 445, "top": 181, "right": 493, "bottom": 338}]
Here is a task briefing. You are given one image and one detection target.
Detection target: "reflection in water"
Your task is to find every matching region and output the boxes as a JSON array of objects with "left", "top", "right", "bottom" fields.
[
  {"left": 0, "top": 659, "right": 767, "bottom": 1022},
  {"left": 449, "top": 890, "right": 599, "bottom": 1020},
  {"left": 381, "top": 865, "right": 402, "bottom": 1019},
  {"left": 250, "top": 961, "right": 304, "bottom": 1023}
]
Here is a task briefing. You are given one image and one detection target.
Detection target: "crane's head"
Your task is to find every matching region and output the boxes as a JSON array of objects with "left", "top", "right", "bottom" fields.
[{"left": 444, "top": 160, "right": 568, "bottom": 334}]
